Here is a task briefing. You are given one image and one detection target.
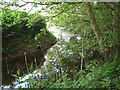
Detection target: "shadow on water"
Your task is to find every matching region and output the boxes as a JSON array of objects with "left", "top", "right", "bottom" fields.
[{"left": 2, "top": 50, "right": 46, "bottom": 85}]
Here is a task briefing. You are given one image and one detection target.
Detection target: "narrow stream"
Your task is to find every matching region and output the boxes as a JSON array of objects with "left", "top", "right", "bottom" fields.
[{"left": 2, "top": 26, "right": 81, "bottom": 88}]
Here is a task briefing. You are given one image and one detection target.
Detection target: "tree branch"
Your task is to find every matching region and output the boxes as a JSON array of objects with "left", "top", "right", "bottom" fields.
[
  {"left": 103, "top": 2, "right": 116, "bottom": 12},
  {"left": 86, "top": 2, "right": 105, "bottom": 56},
  {"left": 103, "top": 2, "right": 119, "bottom": 16}
]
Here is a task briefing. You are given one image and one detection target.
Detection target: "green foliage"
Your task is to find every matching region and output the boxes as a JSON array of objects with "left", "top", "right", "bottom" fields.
[
  {"left": 49, "top": 2, "right": 119, "bottom": 61},
  {"left": 2, "top": 9, "right": 46, "bottom": 55},
  {"left": 2, "top": 10, "right": 46, "bottom": 37},
  {"left": 2, "top": 2, "right": 119, "bottom": 89},
  {"left": 26, "top": 12, "right": 46, "bottom": 29},
  {"left": 34, "top": 30, "right": 56, "bottom": 47},
  {"left": 13, "top": 61, "right": 120, "bottom": 89}
]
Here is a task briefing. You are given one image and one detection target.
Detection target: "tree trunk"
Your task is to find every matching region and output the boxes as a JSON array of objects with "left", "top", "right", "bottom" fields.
[
  {"left": 86, "top": 2, "right": 105, "bottom": 56},
  {"left": 86, "top": 2, "right": 101, "bottom": 40}
]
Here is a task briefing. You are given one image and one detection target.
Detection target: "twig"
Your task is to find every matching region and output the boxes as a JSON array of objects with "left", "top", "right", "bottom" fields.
[
  {"left": 81, "top": 29, "right": 85, "bottom": 76},
  {"left": 56, "top": 72, "right": 58, "bottom": 81},
  {"left": 23, "top": 52, "right": 34, "bottom": 88},
  {"left": 33, "top": 54, "right": 38, "bottom": 70},
  {"left": 24, "top": 52, "right": 29, "bottom": 73},
  {"left": 56, "top": 47, "right": 61, "bottom": 88}
]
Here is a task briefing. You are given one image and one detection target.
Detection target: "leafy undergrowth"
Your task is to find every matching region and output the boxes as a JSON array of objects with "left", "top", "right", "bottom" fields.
[{"left": 13, "top": 61, "right": 120, "bottom": 89}]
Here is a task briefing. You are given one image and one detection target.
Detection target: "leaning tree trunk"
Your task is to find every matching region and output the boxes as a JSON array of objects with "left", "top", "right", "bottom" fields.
[{"left": 86, "top": 2, "right": 105, "bottom": 56}]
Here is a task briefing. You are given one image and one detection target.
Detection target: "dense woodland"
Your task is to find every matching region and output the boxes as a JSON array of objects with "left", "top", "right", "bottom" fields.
[{"left": 1, "top": 1, "right": 120, "bottom": 89}]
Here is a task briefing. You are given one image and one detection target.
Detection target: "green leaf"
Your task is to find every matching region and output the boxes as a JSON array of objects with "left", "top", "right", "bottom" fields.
[
  {"left": 17, "top": 69, "right": 20, "bottom": 76},
  {"left": 12, "top": 74, "right": 18, "bottom": 78}
]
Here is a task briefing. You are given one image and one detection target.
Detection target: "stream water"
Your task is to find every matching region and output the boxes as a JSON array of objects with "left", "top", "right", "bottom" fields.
[{"left": 2, "top": 26, "right": 81, "bottom": 88}]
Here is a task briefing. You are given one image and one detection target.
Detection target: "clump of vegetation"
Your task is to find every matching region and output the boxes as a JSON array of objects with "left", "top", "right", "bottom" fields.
[
  {"left": 35, "top": 28, "right": 56, "bottom": 48},
  {"left": 2, "top": 10, "right": 56, "bottom": 60}
]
